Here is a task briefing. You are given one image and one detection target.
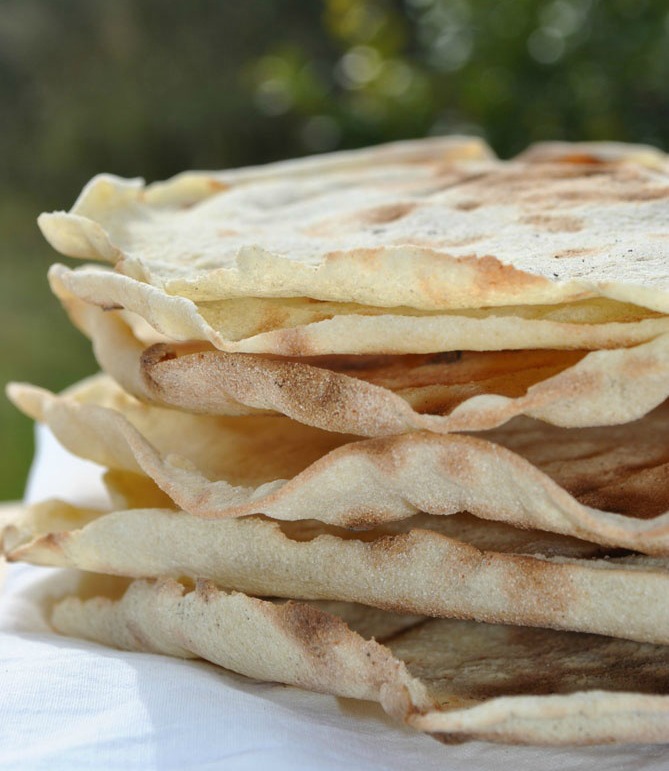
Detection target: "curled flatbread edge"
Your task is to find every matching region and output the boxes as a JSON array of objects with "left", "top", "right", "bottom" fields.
[
  {"left": 50, "top": 577, "right": 669, "bottom": 746},
  {"left": 7, "top": 379, "right": 669, "bottom": 554},
  {"left": 52, "top": 284, "right": 669, "bottom": 435}
]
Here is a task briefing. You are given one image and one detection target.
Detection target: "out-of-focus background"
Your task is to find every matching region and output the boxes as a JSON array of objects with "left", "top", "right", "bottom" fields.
[{"left": 2, "top": 0, "right": 669, "bottom": 500}]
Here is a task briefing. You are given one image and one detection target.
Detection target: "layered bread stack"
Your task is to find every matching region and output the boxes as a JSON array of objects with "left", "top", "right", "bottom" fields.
[{"left": 4, "top": 137, "right": 669, "bottom": 745}]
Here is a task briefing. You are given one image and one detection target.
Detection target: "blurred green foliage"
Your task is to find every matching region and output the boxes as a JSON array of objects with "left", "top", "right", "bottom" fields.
[{"left": 1, "top": 0, "right": 668, "bottom": 499}]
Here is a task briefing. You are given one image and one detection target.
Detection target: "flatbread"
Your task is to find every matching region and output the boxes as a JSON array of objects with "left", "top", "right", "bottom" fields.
[
  {"left": 6, "top": 498, "right": 669, "bottom": 644},
  {"left": 50, "top": 577, "right": 669, "bottom": 745},
  {"left": 7, "top": 375, "right": 669, "bottom": 553},
  {"left": 38, "top": 138, "right": 669, "bottom": 313},
  {"left": 47, "top": 263, "right": 669, "bottom": 356},
  {"left": 56, "top": 288, "right": 669, "bottom": 435},
  {"left": 516, "top": 140, "right": 668, "bottom": 166}
]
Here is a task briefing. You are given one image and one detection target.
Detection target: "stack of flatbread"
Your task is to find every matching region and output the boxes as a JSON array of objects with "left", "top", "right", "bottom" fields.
[{"left": 4, "top": 136, "right": 669, "bottom": 745}]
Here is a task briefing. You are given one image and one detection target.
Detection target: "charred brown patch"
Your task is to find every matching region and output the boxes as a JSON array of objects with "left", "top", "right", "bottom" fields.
[
  {"left": 361, "top": 203, "right": 416, "bottom": 225},
  {"left": 367, "top": 532, "right": 415, "bottom": 562},
  {"left": 554, "top": 153, "right": 607, "bottom": 165},
  {"left": 552, "top": 246, "right": 601, "bottom": 259},
  {"left": 323, "top": 246, "right": 388, "bottom": 266},
  {"left": 351, "top": 433, "right": 414, "bottom": 469},
  {"left": 278, "top": 600, "right": 349, "bottom": 658},
  {"left": 521, "top": 214, "right": 584, "bottom": 233},
  {"left": 271, "top": 326, "right": 320, "bottom": 357},
  {"left": 453, "top": 200, "right": 481, "bottom": 212},
  {"left": 437, "top": 441, "right": 477, "bottom": 481},
  {"left": 142, "top": 343, "right": 178, "bottom": 368},
  {"left": 306, "top": 204, "right": 415, "bottom": 238},
  {"left": 433, "top": 161, "right": 669, "bottom": 211},
  {"left": 101, "top": 303, "right": 124, "bottom": 312},
  {"left": 458, "top": 253, "right": 547, "bottom": 291},
  {"left": 499, "top": 555, "right": 572, "bottom": 619},
  {"left": 338, "top": 505, "right": 399, "bottom": 530}
]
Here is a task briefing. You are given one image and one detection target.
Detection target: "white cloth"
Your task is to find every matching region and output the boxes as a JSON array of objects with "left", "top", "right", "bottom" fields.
[{"left": 0, "top": 425, "right": 667, "bottom": 770}]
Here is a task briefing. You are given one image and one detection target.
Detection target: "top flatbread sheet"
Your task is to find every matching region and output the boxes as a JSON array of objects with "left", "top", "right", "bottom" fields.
[{"left": 38, "top": 136, "right": 669, "bottom": 313}]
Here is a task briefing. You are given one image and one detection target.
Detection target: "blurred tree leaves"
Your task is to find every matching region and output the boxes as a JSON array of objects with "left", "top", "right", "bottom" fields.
[
  {"left": 250, "top": 0, "right": 669, "bottom": 156},
  {"left": 3, "top": 0, "right": 668, "bottom": 203},
  {"left": 1, "top": 0, "right": 668, "bottom": 498}
]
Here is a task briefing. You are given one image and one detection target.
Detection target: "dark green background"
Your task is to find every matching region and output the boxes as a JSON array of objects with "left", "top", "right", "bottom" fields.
[{"left": 2, "top": 0, "right": 668, "bottom": 499}]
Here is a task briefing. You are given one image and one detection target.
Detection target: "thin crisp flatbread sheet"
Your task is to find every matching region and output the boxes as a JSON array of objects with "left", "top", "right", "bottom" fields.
[
  {"left": 56, "top": 288, "right": 669, "bottom": 434},
  {"left": 5, "top": 498, "right": 669, "bottom": 644},
  {"left": 50, "top": 577, "right": 669, "bottom": 745},
  {"left": 7, "top": 376, "right": 669, "bottom": 553},
  {"left": 48, "top": 263, "right": 669, "bottom": 356},
  {"left": 38, "top": 138, "right": 669, "bottom": 313}
]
